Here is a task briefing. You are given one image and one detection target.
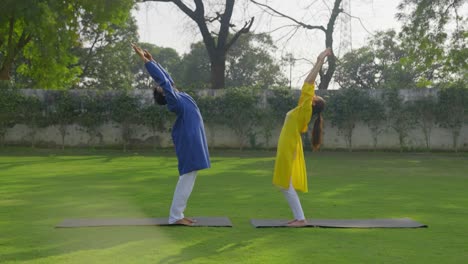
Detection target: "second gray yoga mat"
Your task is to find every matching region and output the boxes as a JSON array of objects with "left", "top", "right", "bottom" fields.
[
  {"left": 56, "top": 217, "right": 232, "bottom": 228},
  {"left": 250, "top": 218, "right": 427, "bottom": 228}
]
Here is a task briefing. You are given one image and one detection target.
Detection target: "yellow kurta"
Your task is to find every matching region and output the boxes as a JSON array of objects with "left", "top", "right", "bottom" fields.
[{"left": 273, "top": 82, "right": 314, "bottom": 193}]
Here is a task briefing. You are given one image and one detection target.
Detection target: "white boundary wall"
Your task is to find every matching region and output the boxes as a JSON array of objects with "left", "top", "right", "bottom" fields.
[{"left": 4, "top": 89, "right": 468, "bottom": 150}]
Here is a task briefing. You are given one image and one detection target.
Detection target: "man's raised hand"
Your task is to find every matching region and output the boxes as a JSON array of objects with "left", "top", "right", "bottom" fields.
[
  {"left": 143, "top": 49, "right": 154, "bottom": 62},
  {"left": 132, "top": 43, "right": 150, "bottom": 63}
]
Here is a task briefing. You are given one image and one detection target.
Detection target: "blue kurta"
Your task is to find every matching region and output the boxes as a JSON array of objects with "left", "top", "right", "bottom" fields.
[{"left": 145, "top": 61, "right": 211, "bottom": 175}]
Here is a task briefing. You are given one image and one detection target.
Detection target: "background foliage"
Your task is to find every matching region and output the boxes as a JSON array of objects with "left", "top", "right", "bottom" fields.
[{"left": 1, "top": 86, "right": 467, "bottom": 151}]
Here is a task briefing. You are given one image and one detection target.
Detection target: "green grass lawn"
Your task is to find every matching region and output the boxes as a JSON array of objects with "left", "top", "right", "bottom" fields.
[{"left": 0, "top": 148, "right": 467, "bottom": 263}]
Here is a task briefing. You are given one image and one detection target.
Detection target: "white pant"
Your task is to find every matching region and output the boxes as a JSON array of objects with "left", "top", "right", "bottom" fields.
[
  {"left": 169, "top": 171, "right": 197, "bottom": 224},
  {"left": 281, "top": 178, "right": 305, "bottom": 220}
]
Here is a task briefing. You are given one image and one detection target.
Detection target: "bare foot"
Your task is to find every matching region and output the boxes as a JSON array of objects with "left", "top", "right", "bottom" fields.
[
  {"left": 287, "top": 219, "right": 297, "bottom": 224},
  {"left": 173, "top": 218, "right": 193, "bottom": 226},
  {"left": 287, "top": 219, "right": 308, "bottom": 227},
  {"left": 184, "top": 217, "right": 197, "bottom": 224}
]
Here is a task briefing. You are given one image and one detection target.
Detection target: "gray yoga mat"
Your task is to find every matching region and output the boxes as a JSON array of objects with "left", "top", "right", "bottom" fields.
[
  {"left": 250, "top": 218, "right": 427, "bottom": 228},
  {"left": 56, "top": 217, "right": 232, "bottom": 228}
]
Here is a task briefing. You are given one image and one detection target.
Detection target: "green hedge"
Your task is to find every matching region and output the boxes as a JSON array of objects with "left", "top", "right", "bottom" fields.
[{"left": 0, "top": 86, "right": 467, "bottom": 151}]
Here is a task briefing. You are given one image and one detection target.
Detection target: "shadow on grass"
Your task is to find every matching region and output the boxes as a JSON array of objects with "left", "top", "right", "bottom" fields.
[
  {"left": 1, "top": 149, "right": 467, "bottom": 262},
  {"left": 158, "top": 232, "right": 255, "bottom": 264}
]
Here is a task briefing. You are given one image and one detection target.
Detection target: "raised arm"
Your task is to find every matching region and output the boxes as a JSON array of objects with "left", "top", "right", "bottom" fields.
[
  {"left": 304, "top": 48, "right": 333, "bottom": 84},
  {"left": 143, "top": 49, "right": 175, "bottom": 85},
  {"left": 297, "top": 48, "right": 333, "bottom": 107},
  {"left": 132, "top": 43, "right": 179, "bottom": 109}
]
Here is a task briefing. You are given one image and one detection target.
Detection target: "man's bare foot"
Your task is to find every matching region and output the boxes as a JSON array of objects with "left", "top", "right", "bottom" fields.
[
  {"left": 173, "top": 218, "right": 193, "bottom": 226},
  {"left": 287, "top": 219, "right": 308, "bottom": 227},
  {"left": 287, "top": 219, "right": 297, "bottom": 224},
  {"left": 184, "top": 217, "right": 197, "bottom": 224}
]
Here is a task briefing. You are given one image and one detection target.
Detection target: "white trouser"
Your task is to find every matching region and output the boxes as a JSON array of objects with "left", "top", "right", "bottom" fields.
[
  {"left": 281, "top": 178, "right": 305, "bottom": 221},
  {"left": 169, "top": 170, "right": 197, "bottom": 224}
]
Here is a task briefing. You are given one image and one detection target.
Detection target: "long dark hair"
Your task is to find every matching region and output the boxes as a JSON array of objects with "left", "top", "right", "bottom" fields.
[{"left": 312, "top": 96, "right": 325, "bottom": 151}]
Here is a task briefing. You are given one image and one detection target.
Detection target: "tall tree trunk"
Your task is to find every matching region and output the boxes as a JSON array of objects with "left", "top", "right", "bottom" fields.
[
  {"left": 140, "top": 1, "right": 254, "bottom": 90},
  {"left": 0, "top": 132, "right": 5, "bottom": 148},
  {"left": 1, "top": 16, "right": 31, "bottom": 81},
  {"left": 210, "top": 52, "right": 226, "bottom": 89},
  {"left": 452, "top": 129, "right": 459, "bottom": 153},
  {"left": 319, "top": 0, "right": 341, "bottom": 90},
  {"left": 0, "top": 66, "right": 11, "bottom": 80}
]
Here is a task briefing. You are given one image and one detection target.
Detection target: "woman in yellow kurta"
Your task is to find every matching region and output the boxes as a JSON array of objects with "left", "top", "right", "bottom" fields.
[{"left": 273, "top": 48, "right": 332, "bottom": 227}]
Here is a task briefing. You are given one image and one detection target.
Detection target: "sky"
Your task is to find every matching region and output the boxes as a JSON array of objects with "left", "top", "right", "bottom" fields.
[{"left": 133, "top": 0, "right": 403, "bottom": 88}]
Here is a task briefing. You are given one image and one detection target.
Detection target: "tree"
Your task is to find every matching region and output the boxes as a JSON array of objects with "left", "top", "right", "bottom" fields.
[
  {"left": 17, "top": 95, "right": 48, "bottom": 148},
  {"left": 139, "top": 0, "right": 254, "bottom": 89},
  {"left": 336, "top": 30, "right": 418, "bottom": 90},
  {"left": 412, "top": 95, "right": 437, "bottom": 150},
  {"left": 251, "top": 0, "right": 345, "bottom": 90},
  {"left": 335, "top": 47, "right": 380, "bottom": 90},
  {"left": 220, "top": 87, "right": 259, "bottom": 150},
  {"left": 361, "top": 95, "right": 387, "bottom": 150},
  {"left": 443, "top": 26, "right": 467, "bottom": 84},
  {"left": 49, "top": 92, "right": 80, "bottom": 149},
  {"left": 138, "top": 103, "right": 170, "bottom": 150},
  {"left": 384, "top": 89, "right": 416, "bottom": 151},
  {"left": 326, "top": 88, "right": 369, "bottom": 151},
  {"left": 397, "top": 0, "right": 467, "bottom": 87},
  {"left": 265, "top": 87, "right": 296, "bottom": 148},
  {"left": 370, "top": 30, "right": 418, "bottom": 89},
  {"left": 0, "top": 89, "right": 21, "bottom": 146},
  {"left": 74, "top": 15, "right": 138, "bottom": 90},
  {"left": 0, "top": 0, "right": 134, "bottom": 88},
  {"left": 436, "top": 83, "right": 468, "bottom": 152},
  {"left": 176, "top": 33, "right": 286, "bottom": 89},
  {"left": 225, "top": 33, "right": 287, "bottom": 89},
  {"left": 76, "top": 92, "right": 107, "bottom": 148},
  {"left": 196, "top": 95, "right": 223, "bottom": 149},
  {"left": 174, "top": 42, "right": 211, "bottom": 89},
  {"left": 268, "top": 88, "right": 296, "bottom": 122},
  {"left": 109, "top": 92, "right": 140, "bottom": 152}
]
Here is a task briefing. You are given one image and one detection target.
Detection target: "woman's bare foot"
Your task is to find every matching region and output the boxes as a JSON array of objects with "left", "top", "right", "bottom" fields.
[
  {"left": 173, "top": 218, "right": 193, "bottom": 226},
  {"left": 184, "top": 217, "right": 197, "bottom": 224},
  {"left": 287, "top": 219, "right": 308, "bottom": 227}
]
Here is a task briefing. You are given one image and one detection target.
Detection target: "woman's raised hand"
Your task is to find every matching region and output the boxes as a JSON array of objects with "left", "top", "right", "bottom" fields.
[{"left": 318, "top": 48, "right": 333, "bottom": 61}]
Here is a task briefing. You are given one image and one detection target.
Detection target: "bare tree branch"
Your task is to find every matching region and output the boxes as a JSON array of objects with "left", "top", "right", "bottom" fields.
[
  {"left": 320, "top": 0, "right": 332, "bottom": 13},
  {"left": 225, "top": 17, "right": 255, "bottom": 51},
  {"left": 264, "top": 24, "right": 301, "bottom": 34},
  {"left": 250, "top": 0, "right": 346, "bottom": 89},
  {"left": 304, "top": 0, "right": 322, "bottom": 10},
  {"left": 283, "top": 26, "right": 301, "bottom": 46},
  {"left": 206, "top": 12, "right": 222, "bottom": 23},
  {"left": 138, "top": 0, "right": 255, "bottom": 89},
  {"left": 80, "top": 33, "right": 102, "bottom": 78},
  {"left": 251, "top": 0, "right": 326, "bottom": 32},
  {"left": 341, "top": 11, "right": 374, "bottom": 35},
  {"left": 139, "top": 0, "right": 197, "bottom": 19},
  {"left": 276, "top": 25, "right": 301, "bottom": 43},
  {"left": 218, "top": 0, "right": 236, "bottom": 49}
]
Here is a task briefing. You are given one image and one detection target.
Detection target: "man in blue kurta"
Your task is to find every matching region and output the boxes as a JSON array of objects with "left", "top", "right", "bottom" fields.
[{"left": 132, "top": 44, "right": 211, "bottom": 226}]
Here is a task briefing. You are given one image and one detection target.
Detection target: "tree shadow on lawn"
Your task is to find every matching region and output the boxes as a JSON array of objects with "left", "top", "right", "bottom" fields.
[
  {"left": 0, "top": 165, "right": 184, "bottom": 263},
  {"left": 157, "top": 232, "right": 257, "bottom": 264},
  {"left": 0, "top": 227, "right": 178, "bottom": 263},
  {"left": 154, "top": 227, "right": 385, "bottom": 264}
]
